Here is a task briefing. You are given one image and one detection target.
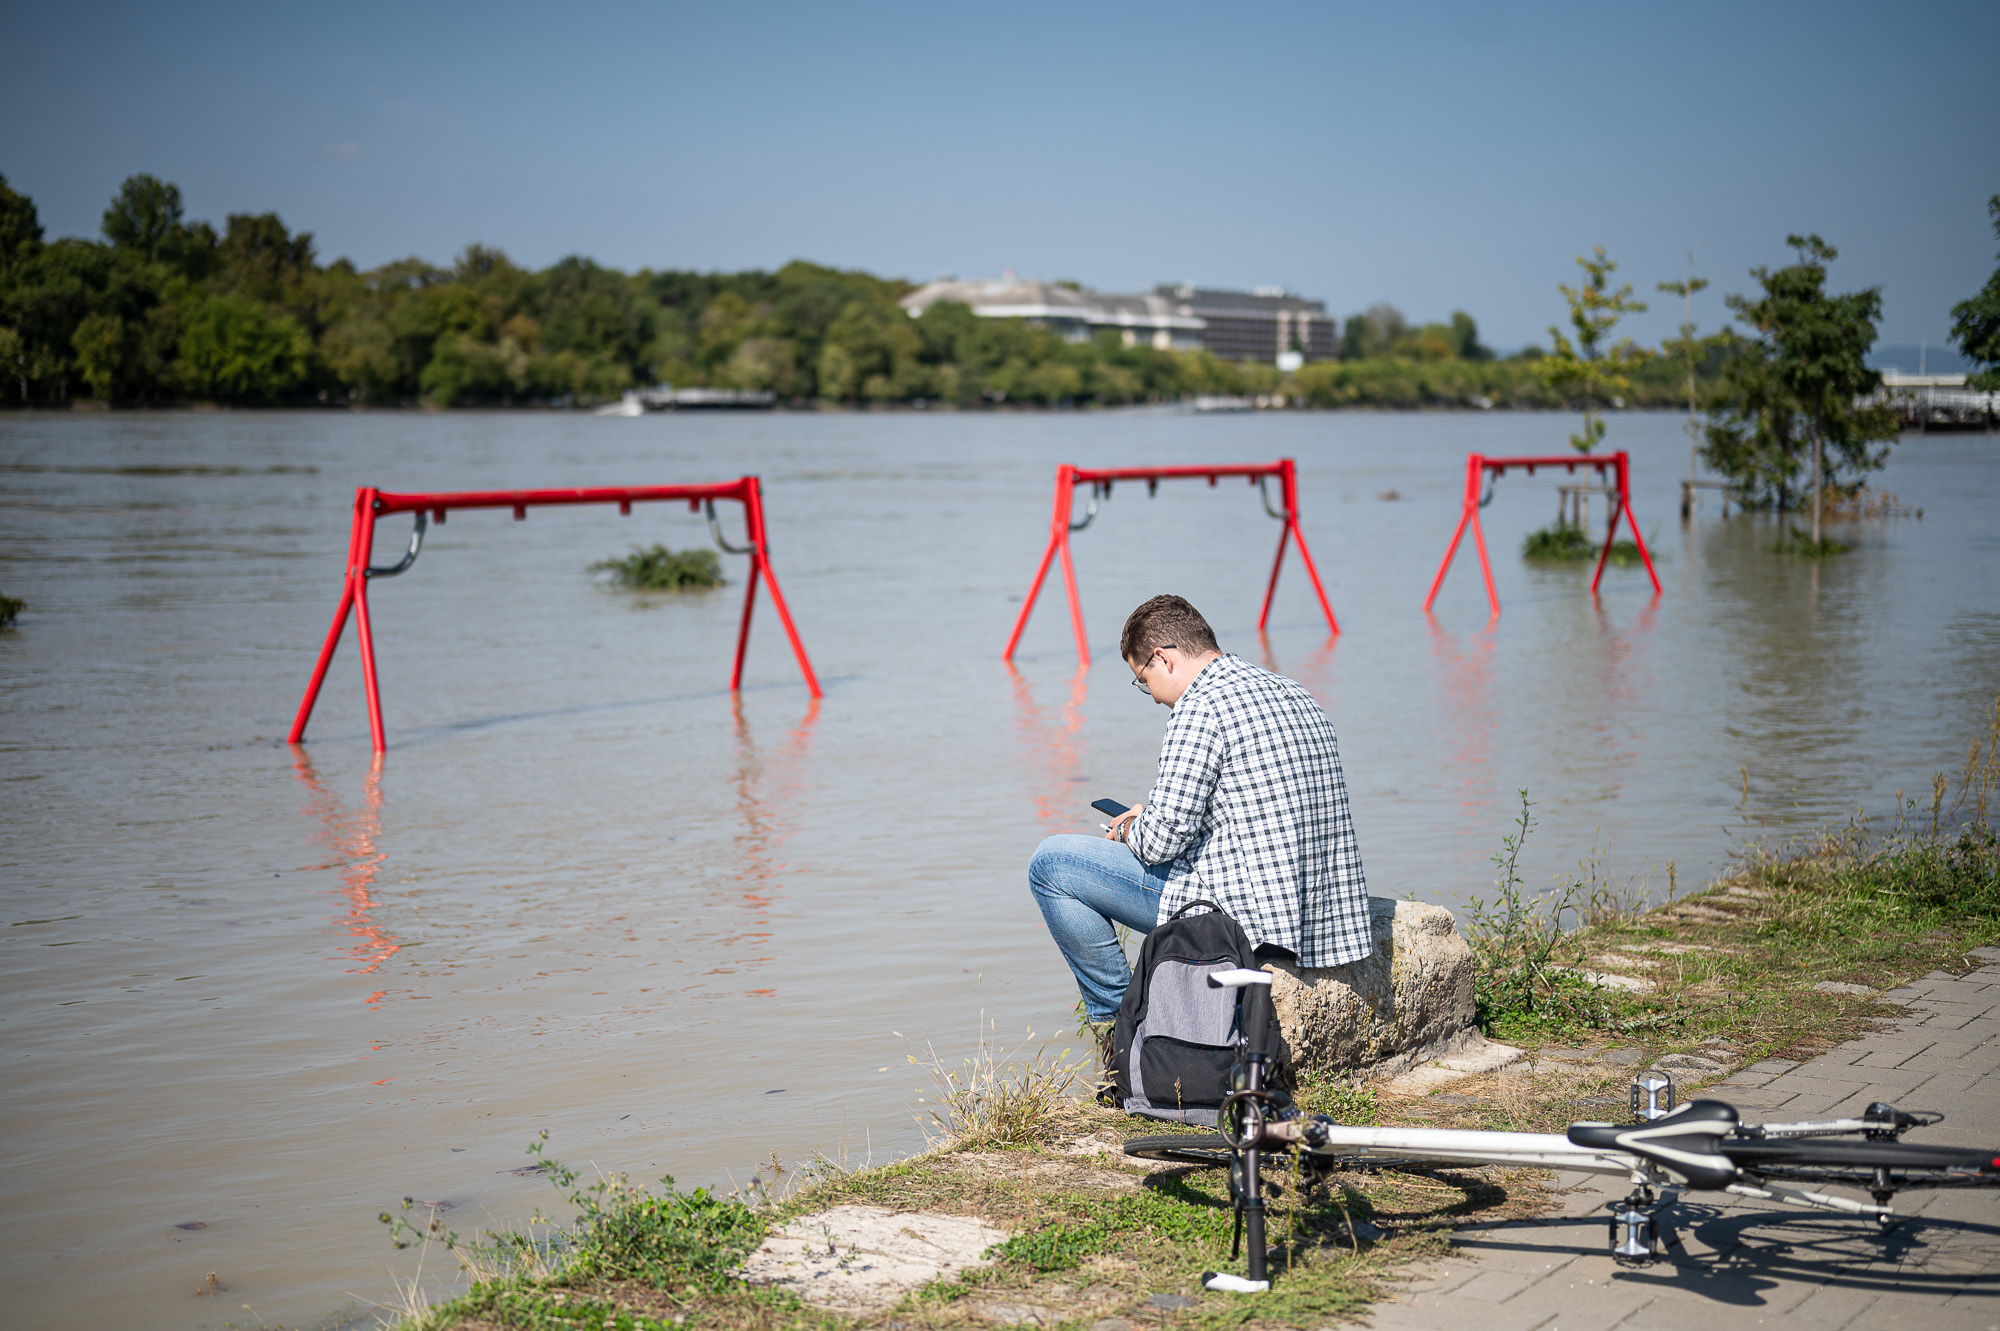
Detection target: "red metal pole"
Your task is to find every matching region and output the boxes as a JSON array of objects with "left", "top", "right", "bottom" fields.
[
  {"left": 731, "top": 554, "right": 762, "bottom": 693},
  {"left": 742, "top": 478, "right": 821, "bottom": 698},
  {"left": 1055, "top": 474, "right": 1090, "bottom": 666},
  {"left": 352, "top": 493, "right": 387, "bottom": 753},
  {"left": 1470, "top": 490, "right": 1500, "bottom": 617},
  {"left": 1274, "top": 460, "right": 1338, "bottom": 636},
  {"left": 1257, "top": 521, "right": 1291, "bottom": 631},
  {"left": 1423, "top": 454, "right": 1482, "bottom": 612},
  {"left": 1001, "top": 468, "right": 1068, "bottom": 661},
  {"left": 1615, "top": 453, "right": 1662, "bottom": 594},
  {"left": 1288, "top": 518, "right": 1340, "bottom": 636},
  {"left": 288, "top": 493, "right": 366, "bottom": 743}
]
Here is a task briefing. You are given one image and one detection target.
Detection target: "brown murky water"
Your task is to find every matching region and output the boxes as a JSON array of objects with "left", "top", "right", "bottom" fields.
[{"left": 2, "top": 409, "right": 1996, "bottom": 1329}]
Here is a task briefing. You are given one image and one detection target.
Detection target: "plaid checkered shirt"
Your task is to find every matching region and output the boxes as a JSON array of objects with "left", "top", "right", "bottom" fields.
[{"left": 1124, "top": 653, "right": 1371, "bottom": 968}]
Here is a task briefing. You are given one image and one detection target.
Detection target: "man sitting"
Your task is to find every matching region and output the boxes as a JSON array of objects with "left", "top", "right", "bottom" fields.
[{"left": 1027, "top": 594, "right": 1371, "bottom": 1050}]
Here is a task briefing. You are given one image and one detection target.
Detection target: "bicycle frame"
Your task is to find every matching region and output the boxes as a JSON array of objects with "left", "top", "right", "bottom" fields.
[{"left": 1151, "top": 989, "right": 1999, "bottom": 1285}]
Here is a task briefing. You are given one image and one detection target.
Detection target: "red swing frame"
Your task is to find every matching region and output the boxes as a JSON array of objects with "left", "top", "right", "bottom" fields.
[
  {"left": 288, "top": 479, "right": 820, "bottom": 753},
  {"left": 1001, "top": 458, "right": 1338, "bottom": 666},
  {"left": 1422, "top": 451, "right": 1662, "bottom": 617}
]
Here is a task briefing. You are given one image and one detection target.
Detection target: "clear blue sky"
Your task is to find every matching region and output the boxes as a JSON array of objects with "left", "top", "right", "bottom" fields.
[{"left": 5, "top": 0, "right": 1995, "bottom": 351}]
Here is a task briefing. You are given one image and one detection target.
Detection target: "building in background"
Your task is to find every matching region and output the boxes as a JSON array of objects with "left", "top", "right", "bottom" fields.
[
  {"left": 898, "top": 276, "right": 1203, "bottom": 352},
  {"left": 898, "top": 276, "right": 1336, "bottom": 365},
  {"left": 1153, "top": 285, "right": 1338, "bottom": 364}
]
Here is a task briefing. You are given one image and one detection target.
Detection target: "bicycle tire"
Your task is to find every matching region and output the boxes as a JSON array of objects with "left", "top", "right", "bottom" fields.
[
  {"left": 1723, "top": 1137, "right": 2000, "bottom": 1173},
  {"left": 1123, "top": 1134, "right": 1237, "bottom": 1167}
]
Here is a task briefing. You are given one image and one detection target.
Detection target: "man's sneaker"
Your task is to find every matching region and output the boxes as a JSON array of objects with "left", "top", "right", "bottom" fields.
[{"left": 1088, "top": 1020, "right": 1120, "bottom": 1107}]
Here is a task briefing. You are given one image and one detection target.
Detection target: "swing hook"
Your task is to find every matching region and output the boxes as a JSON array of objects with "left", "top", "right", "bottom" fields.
[
  {"left": 1069, "top": 483, "right": 1102, "bottom": 532},
  {"left": 366, "top": 511, "right": 427, "bottom": 578},
  {"left": 705, "top": 500, "right": 754, "bottom": 555},
  {"left": 1259, "top": 475, "right": 1291, "bottom": 522},
  {"left": 1478, "top": 473, "right": 1499, "bottom": 509}
]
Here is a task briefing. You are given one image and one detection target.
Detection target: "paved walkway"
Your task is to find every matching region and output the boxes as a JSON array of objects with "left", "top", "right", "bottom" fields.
[{"left": 1366, "top": 949, "right": 2000, "bottom": 1331}]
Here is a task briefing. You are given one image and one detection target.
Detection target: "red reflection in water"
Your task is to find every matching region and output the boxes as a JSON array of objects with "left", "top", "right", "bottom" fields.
[
  {"left": 726, "top": 695, "right": 819, "bottom": 996},
  {"left": 1586, "top": 591, "right": 1661, "bottom": 784},
  {"left": 1427, "top": 612, "right": 1500, "bottom": 844},
  {"left": 1007, "top": 663, "right": 1091, "bottom": 830},
  {"left": 289, "top": 748, "right": 402, "bottom": 995},
  {"left": 1259, "top": 630, "right": 1341, "bottom": 713}
]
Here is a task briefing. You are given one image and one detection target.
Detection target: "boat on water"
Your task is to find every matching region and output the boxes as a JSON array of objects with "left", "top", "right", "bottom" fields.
[{"left": 594, "top": 386, "right": 776, "bottom": 415}]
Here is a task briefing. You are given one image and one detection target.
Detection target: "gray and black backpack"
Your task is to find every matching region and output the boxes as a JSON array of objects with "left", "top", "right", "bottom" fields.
[{"left": 1108, "top": 901, "right": 1289, "bottom": 1125}]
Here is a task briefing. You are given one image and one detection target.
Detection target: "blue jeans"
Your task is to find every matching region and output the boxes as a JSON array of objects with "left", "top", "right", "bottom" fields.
[{"left": 1028, "top": 834, "right": 1173, "bottom": 1022}]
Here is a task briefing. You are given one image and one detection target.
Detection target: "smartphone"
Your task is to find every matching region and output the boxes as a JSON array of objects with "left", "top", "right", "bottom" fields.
[{"left": 1091, "top": 798, "right": 1130, "bottom": 818}]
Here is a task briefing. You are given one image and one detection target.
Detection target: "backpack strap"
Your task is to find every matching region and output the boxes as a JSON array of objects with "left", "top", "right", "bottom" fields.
[{"left": 1169, "top": 899, "right": 1224, "bottom": 921}]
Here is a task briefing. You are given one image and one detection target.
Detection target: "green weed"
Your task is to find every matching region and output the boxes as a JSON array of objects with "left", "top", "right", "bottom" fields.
[
  {"left": 590, "top": 545, "right": 724, "bottom": 589},
  {"left": 1521, "top": 524, "right": 1594, "bottom": 560}
]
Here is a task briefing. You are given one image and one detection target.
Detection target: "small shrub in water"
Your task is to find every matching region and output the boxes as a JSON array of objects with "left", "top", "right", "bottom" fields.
[
  {"left": 1773, "top": 525, "right": 1848, "bottom": 557},
  {"left": 589, "top": 545, "right": 723, "bottom": 590},
  {"left": 1602, "top": 539, "right": 1646, "bottom": 566},
  {"left": 0, "top": 593, "right": 20, "bottom": 627},
  {"left": 1522, "top": 524, "right": 1594, "bottom": 560}
]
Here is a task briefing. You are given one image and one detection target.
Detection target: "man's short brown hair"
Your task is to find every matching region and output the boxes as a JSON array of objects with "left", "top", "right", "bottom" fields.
[{"left": 1120, "top": 595, "right": 1220, "bottom": 665}]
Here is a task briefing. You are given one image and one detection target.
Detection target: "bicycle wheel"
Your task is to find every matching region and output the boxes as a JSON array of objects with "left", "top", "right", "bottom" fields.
[{"left": 1124, "top": 1134, "right": 1235, "bottom": 1167}]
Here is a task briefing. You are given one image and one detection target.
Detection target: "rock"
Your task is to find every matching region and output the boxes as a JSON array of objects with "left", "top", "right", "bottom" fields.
[
  {"left": 1147, "top": 1293, "right": 1199, "bottom": 1310},
  {"left": 1265, "top": 898, "right": 1479, "bottom": 1077},
  {"left": 1089, "top": 1320, "right": 1135, "bottom": 1331},
  {"left": 740, "top": 1204, "right": 1009, "bottom": 1312},
  {"left": 972, "top": 1303, "right": 1055, "bottom": 1325},
  {"left": 1814, "top": 980, "right": 1874, "bottom": 996},
  {"left": 1384, "top": 1039, "right": 1522, "bottom": 1095},
  {"left": 1652, "top": 1053, "right": 1725, "bottom": 1075}
]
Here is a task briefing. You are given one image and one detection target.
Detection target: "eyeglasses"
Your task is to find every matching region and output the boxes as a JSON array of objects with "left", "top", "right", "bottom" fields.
[{"left": 1130, "top": 645, "right": 1176, "bottom": 691}]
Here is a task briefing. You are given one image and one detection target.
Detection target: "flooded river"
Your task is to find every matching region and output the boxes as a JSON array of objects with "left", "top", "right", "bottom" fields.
[{"left": 3, "top": 408, "right": 1996, "bottom": 1329}]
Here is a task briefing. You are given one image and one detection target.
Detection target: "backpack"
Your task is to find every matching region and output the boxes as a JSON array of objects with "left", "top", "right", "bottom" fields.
[{"left": 1109, "top": 901, "right": 1289, "bottom": 1126}]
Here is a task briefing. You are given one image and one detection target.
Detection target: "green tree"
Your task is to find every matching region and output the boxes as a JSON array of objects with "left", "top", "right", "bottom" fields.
[
  {"left": 1703, "top": 234, "right": 1897, "bottom": 545},
  {"left": 72, "top": 312, "right": 126, "bottom": 399},
  {"left": 1341, "top": 303, "right": 1406, "bottom": 359},
  {"left": 176, "top": 294, "right": 311, "bottom": 403},
  {"left": 1949, "top": 194, "right": 2000, "bottom": 391},
  {"left": 1535, "top": 247, "right": 1652, "bottom": 460},
  {"left": 0, "top": 172, "right": 45, "bottom": 277},
  {"left": 218, "top": 212, "right": 315, "bottom": 305},
  {"left": 102, "top": 175, "right": 184, "bottom": 262},
  {"left": 1658, "top": 254, "right": 1711, "bottom": 485}
]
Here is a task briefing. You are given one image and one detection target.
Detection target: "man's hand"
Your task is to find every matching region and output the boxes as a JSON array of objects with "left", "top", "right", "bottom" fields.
[{"left": 1106, "top": 806, "right": 1144, "bottom": 842}]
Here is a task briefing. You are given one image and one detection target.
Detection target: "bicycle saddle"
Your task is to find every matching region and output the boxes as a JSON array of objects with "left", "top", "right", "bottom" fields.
[{"left": 1568, "top": 1099, "right": 1741, "bottom": 1190}]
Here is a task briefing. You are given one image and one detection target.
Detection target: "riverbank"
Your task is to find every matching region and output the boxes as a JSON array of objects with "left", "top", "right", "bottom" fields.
[{"left": 379, "top": 751, "right": 1999, "bottom": 1331}]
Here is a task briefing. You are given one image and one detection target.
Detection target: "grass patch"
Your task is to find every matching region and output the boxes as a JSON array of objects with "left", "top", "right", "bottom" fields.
[
  {"left": 590, "top": 545, "right": 724, "bottom": 590},
  {"left": 907, "top": 1019, "right": 1092, "bottom": 1150},
  {"left": 1466, "top": 699, "right": 1999, "bottom": 1059}
]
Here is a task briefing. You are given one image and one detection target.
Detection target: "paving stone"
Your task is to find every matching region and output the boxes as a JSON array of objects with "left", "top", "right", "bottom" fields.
[
  {"left": 1452, "top": 1269, "right": 1540, "bottom": 1302},
  {"left": 1363, "top": 1294, "right": 1556, "bottom": 1330},
  {"left": 1745, "top": 1059, "right": 1802, "bottom": 1075},
  {"left": 1787, "top": 1282, "right": 1886, "bottom": 1330},
  {"left": 1391, "top": 1258, "right": 1484, "bottom": 1295}
]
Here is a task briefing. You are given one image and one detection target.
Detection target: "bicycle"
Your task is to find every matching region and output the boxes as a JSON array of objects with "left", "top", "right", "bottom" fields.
[{"left": 1124, "top": 969, "right": 2000, "bottom": 1289}]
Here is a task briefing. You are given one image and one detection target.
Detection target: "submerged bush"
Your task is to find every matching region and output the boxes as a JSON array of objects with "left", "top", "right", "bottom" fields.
[
  {"left": 589, "top": 545, "right": 723, "bottom": 589},
  {"left": 1522, "top": 524, "right": 1594, "bottom": 560},
  {"left": 1773, "top": 526, "right": 1848, "bottom": 557},
  {"left": 0, "top": 593, "right": 20, "bottom": 627}
]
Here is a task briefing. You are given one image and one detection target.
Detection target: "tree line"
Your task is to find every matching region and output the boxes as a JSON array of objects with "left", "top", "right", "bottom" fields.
[
  {"left": 3, "top": 173, "right": 1994, "bottom": 517},
  {"left": 3, "top": 172, "right": 1721, "bottom": 412}
]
